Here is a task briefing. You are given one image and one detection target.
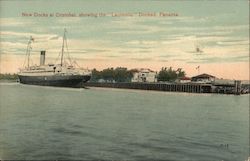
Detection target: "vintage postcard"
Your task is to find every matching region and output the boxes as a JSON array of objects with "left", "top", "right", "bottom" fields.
[{"left": 0, "top": 0, "right": 249, "bottom": 160}]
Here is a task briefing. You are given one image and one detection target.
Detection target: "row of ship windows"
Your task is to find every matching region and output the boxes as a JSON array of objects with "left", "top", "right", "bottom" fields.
[{"left": 23, "top": 70, "right": 56, "bottom": 73}]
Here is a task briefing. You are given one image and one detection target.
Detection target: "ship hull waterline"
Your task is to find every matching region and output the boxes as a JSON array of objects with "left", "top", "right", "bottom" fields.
[{"left": 18, "top": 75, "right": 91, "bottom": 88}]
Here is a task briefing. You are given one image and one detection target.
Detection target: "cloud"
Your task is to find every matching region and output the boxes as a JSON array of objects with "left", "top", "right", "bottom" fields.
[
  {"left": 49, "top": 36, "right": 60, "bottom": 40},
  {"left": 172, "top": 58, "right": 188, "bottom": 62},
  {"left": 158, "top": 54, "right": 177, "bottom": 58},
  {"left": 125, "top": 40, "right": 158, "bottom": 45},
  {"left": 0, "top": 42, "right": 27, "bottom": 54},
  {"left": 1, "top": 31, "right": 60, "bottom": 41},
  {"left": 84, "top": 49, "right": 110, "bottom": 53},
  {"left": 0, "top": 14, "right": 248, "bottom": 72},
  {"left": 188, "top": 55, "right": 249, "bottom": 64},
  {"left": 107, "top": 14, "right": 248, "bottom": 37},
  {"left": 0, "top": 18, "right": 32, "bottom": 27},
  {"left": 157, "top": 59, "right": 169, "bottom": 62},
  {"left": 216, "top": 40, "right": 249, "bottom": 46},
  {"left": 129, "top": 57, "right": 153, "bottom": 61},
  {"left": 2, "top": 29, "right": 247, "bottom": 67}
]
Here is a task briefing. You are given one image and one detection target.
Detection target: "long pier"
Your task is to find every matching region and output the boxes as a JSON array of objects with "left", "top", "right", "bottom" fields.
[
  {"left": 84, "top": 82, "right": 213, "bottom": 93},
  {"left": 84, "top": 81, "right": 249, "bottom": 95}
]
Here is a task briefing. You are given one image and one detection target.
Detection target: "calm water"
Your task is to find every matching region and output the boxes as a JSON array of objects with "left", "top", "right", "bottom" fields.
[{"left": 0, "top": 83, "right": 249, "bottom": 160}]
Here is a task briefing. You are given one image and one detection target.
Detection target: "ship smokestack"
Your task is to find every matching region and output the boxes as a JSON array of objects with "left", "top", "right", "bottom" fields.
[{"left": 40, "top": 51, "right": 46, "bottom": 66}]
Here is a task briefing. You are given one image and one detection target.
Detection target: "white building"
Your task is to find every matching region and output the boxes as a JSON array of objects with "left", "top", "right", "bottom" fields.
[
  {"left": 175, "top": 77, "right": 191, "bottom": 83},
  {"left": 131, "top": 68, "right": 157, "bottom": 82},
  {"left": 191, "top": 73, "right": 216, "bottom": 83}
]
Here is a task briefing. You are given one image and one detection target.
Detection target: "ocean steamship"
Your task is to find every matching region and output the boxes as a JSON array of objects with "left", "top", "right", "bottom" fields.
[{"left": 18, "top": 29, "right": 91, "bottom": 87}]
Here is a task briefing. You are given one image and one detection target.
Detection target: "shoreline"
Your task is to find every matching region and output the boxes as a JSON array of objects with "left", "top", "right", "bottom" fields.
[{"left": 1, "top": 81, "right": 249, "bottom": 95}]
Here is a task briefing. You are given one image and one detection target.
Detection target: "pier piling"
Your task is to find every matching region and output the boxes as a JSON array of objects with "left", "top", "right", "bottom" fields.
[{"left": 84, "top": 82, "right": 216, "bottom": 94}]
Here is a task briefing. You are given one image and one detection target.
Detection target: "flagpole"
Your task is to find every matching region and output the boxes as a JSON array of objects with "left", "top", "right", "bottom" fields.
[{"left": 196, "top": 66, "right": 200, "bottom": 75}]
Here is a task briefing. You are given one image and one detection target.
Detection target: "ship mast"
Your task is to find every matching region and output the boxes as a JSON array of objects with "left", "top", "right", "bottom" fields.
[
  {"left": 61, "top": 28, "right": 67, "bottom": 66},
  {"left": 26, "top": 36, "right": 34, "bottom": 68}
]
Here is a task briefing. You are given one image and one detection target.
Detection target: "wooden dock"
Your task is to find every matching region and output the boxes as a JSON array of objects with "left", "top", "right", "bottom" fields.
[
  {"left": 84, "top": 81, "right": 250, "bottom": 95},
  {"left": 84, "top": 82, "right": 213, "bottom": 93}
]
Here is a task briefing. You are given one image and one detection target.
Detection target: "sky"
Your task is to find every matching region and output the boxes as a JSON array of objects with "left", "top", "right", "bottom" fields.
[{"left": 0, "top": 0, "right": 249, "bottom": 80}]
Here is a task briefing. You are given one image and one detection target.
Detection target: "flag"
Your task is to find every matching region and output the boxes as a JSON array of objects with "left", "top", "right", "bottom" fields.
[{"left": 30, "top": 36, "right": 34, "bottom": 42}]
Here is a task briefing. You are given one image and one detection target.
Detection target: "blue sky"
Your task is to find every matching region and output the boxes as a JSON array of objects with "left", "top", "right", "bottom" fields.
[{"left": 0, "top": 0, "right": 249, "bottom": 79}]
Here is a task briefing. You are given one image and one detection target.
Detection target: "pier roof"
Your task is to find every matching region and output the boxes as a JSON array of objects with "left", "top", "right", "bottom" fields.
[{"left": 192, "top": 73, "right": 216, "bottom": 79}]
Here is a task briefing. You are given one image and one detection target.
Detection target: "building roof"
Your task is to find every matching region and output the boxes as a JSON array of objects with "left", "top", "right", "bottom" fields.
[
  {"left": 180, "top": 76, "right": 191, "bottom": 80},
  {"left": 191, "top": 73, "right": 216, "bottom": 79}
]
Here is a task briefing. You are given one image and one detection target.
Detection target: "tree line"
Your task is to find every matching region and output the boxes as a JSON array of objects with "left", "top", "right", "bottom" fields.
[
  {"left": 91, "top": 67, "right": 134, "bottom": 82},
  {"left": 0, "top": 73, "right": 18, "bottom": 80},
  {"left": 157, "top": 67, "right": 185, "bottom": 82},
  {"left": 90, "top": 67, "right": 186, "bottom": 82}
]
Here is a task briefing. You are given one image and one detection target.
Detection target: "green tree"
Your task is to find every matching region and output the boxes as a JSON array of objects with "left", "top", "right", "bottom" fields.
[
  {"left": 176, "top": 68, "right": 186, "bottom": 78},
  {"left": 157, "top": 67, "right": 186, "bottom": 82},
  {"left": 114, "top": 67, "right": 134, "bottom": 82},
  {"left": 101, "top": 68, "right": 115, "bottom": 82},
  {"left": 90, "top": 67, "right": 134, "bottom": 82},
  {"left": 90, "top": 68, "right": 101, "bottom": 82},
  {"left": 0, "top": 73, "right": 18, "bottom": 80}
]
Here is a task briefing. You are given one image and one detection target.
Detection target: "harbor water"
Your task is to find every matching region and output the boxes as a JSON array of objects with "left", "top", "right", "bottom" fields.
[{"left": 0, "top": 83, "right": 249, "bottom": 160}]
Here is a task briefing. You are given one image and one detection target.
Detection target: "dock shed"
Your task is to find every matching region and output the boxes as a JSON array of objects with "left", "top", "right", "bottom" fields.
[{"left": 191, "top": 73, "right": 216, "bottom": 83}]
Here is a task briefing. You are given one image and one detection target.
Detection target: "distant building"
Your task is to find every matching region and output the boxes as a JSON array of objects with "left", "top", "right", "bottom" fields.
[
  {"left": 131, "top": 68, "right": 157, "bottom": 82},
  {"left": 176, "top": 76, "right": 191, "bottom": 83},
  {"left": 191, "top": 73, "right": 216, "bottom": 83}
]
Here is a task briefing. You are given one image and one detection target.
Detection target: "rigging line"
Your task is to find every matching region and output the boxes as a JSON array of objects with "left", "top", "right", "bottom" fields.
[
  {"left": 22, "top": 39, "right": 30, "bottom": 68},
  {"left": 55, "top": 36, "right": 64, "bottom": 65},
  {"left": 60, "top": 30, "right": 66, "bottom": 66},
  {"left": 30, "top": 58, "right": 34, "bottom": 66},
  {"left": 55, "top": 51, "right": 61, "bottom": 64},
  {"left": 73, "top": 60, "right": 82, "bottom": 69},
  {"left": 65, "top": 34, "right": 73, "bottom": 66},
  {"left": 28, "top": 45, "right": 34, "bottom": 67}
]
